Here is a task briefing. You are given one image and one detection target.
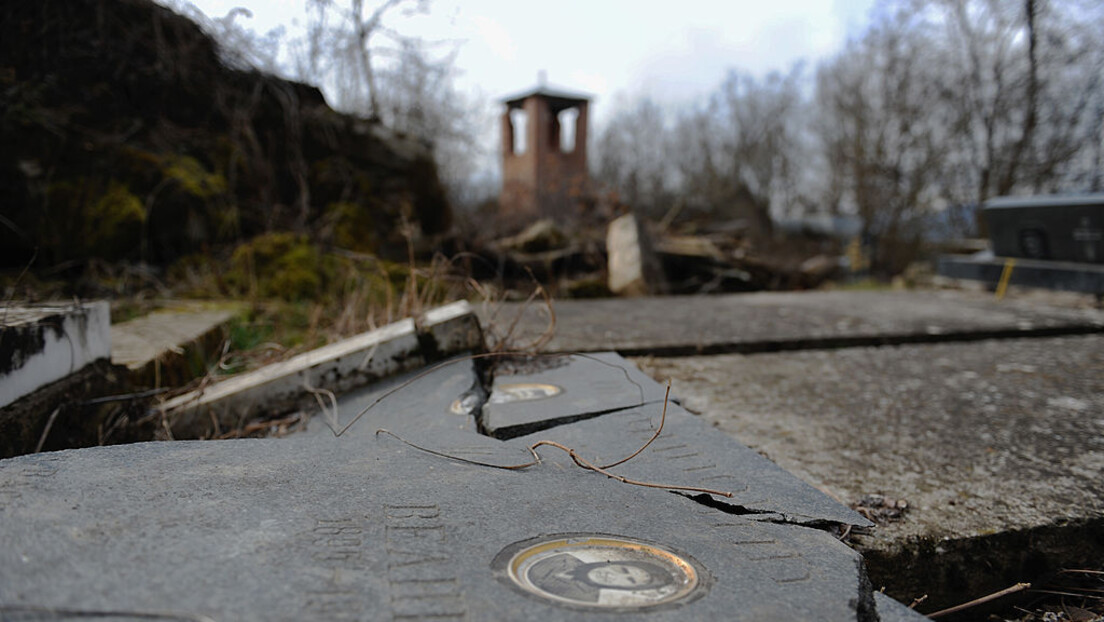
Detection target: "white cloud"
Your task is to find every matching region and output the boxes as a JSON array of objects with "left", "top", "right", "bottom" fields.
[{"left": 471, "top": 15, "right": 517, "bottom": 63}]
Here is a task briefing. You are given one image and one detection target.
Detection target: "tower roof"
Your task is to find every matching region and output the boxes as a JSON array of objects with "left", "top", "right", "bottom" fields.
[{"left": 500, "top": 84, "right": 591, "bottom": 110}]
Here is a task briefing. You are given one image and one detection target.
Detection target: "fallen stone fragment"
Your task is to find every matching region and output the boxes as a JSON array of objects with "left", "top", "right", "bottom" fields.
[
  {"left": 295, "top": 354, "right": 484, "bottom": 439},
  {"left": 607, "top": 213, "right": 666, "bottom": 296},
  {"left": 481, "top": 352, "right": 669, "bottom": 439}
]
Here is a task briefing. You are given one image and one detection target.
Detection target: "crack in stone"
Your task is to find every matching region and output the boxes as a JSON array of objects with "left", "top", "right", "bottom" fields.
[
  {"left": 685, "top": 493, "right": 882, "bottom": 620},
  {"left": 479, "top": 403, "right": 659, "bottom": 440},
  {"left": 610, "top": 324, "right": 1104, "bottom": 359},
  {"left": 681, "top": 492, "right": 854, "bottom": 532},
  {"left": 855, "top": 555, "right": 879, "bottom": 622}
]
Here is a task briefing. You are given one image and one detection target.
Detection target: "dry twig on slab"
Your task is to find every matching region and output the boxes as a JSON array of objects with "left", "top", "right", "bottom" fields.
[
  {"left": 375, "top": 383, "right": 736, "bottom": 499},
  {"left": 928, "top": 582, "right": 1031, "bottom": 618}
]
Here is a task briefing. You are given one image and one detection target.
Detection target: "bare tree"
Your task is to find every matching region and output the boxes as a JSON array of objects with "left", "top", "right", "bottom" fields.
[
  {"left": 816, "top": 9, "right": 944, "bottom": 273},
  {"left": 705, "top": 66, "right": 808, "bottom": 230},
  {"left": 815, "top": 0, "right": 1104, "bottom": 267},
  {"left": 592, "top": 96, "right": 676, "bottom": 218},
  {"left": 920, "top": 0, "right": 1103, "bottom": 206},
  {"left": 593, "top": 65, "right": 810, "bottom": 237},
  {"left": 302, "top": 0, "right": 430, "bottom": 120}
]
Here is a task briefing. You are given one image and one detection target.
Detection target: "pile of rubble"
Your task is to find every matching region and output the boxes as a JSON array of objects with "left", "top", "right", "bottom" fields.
[{"left": 473, "top": 214, "right": 847, "bottom": 298}]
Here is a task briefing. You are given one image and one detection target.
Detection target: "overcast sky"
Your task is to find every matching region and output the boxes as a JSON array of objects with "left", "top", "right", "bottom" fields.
[{"left": 178, "top": 0, "right": 877, "bottom": 124}]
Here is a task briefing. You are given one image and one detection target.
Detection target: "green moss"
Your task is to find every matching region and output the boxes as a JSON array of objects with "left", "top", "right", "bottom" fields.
[
  {"left": 227, "top": 232, "right": 335, "bottom": 302},
  {"left": 326, "top": 201, "right": 380, "bottom": 252},
  {"left": 833, "top": 278, "right": 891, "bottom": 291},
  {"left": 89, "top": 180, "right": 144, "bottom": 226},
  {"left": 227, "top": 314, "right": 274, "bottom": 352},
  {"left": 45, "top": 177, "right": 145, "bottom": 260},
  {"left": 161, "top": 154, "right": 227, "bottom": 199}
]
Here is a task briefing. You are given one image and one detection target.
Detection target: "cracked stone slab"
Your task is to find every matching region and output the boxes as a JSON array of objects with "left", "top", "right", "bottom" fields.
[
  {"left": 481, "top": 290, "right": 1104, "bottom": 355},
  {"left": 482, "top": 352, "right": 670, "bottom": 439},
  {"left": 294, "top": 354, "right": 483, "bottom": 439},
  {"left": 1, "top": 435, "right": 876, "bottom": 621},
  {"left": 636, "top": 334, "right": 1104, "bottom": 613},
  {"left": 508, "top": 401, "right": 871, "bottom": 529}
]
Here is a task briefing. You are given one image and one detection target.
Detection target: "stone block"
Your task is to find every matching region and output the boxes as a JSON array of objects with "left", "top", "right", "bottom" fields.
[
  {"left": 0, "top": 301, "right": 110, "bottom": 409},
  {"left": 607, "top": 214, "right": 665, "bottom": 296},
  {"left": 481, "top": 290, "right": 1104, "bottom": 355},
  {"left": 110, "top": 303, "right": 240, "bottom": 386},
  {"left": 482, "top": 352, "right": 669, "bottom": 439}
]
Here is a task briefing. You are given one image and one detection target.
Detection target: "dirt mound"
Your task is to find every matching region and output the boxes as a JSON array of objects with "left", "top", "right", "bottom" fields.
[{"left": 0, "top": 0, "right": 450, "bottom": 269}]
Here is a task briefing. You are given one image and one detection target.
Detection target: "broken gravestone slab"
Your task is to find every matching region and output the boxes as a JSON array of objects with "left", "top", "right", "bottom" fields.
[
  {"left": 0, "top": 432, "right": 878, "bottom": 621},
  {"left": 480, "top": 351, "right": 868, "bottom": 527},
  {"left": 295, "top": 354, "right": 484, "bottom": 439},
  {"left": 508, "top": 401, "right": 871, "bottom": 529},
  {"left": 481, "top": 352, "right": 669, "bottom": 439}
]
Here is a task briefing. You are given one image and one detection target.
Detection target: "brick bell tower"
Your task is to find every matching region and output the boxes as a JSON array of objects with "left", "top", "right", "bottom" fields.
[{"left": 499, "top": 81, "right": 590, "bottom": 224}]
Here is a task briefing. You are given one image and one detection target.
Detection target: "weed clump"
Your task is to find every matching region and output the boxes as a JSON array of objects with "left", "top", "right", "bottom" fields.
[{"left": 227, "top": 233, "right": 330, "bottom": 301}]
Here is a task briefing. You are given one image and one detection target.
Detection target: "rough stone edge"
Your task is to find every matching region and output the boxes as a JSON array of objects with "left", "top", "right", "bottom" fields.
[
  {"left": 0, "top": 301, "right": 111, "bottom": 408},
  {"left": 873, "top": 592, "right": 931, "bottom": 621},
  {"left": 0, "top": 359, "right": 126, "bottom": 459},
  {"left": 859, "top": 515, "right": 1104, "bottom": 614},
  {"left": 157, "top": 300, "right": 482, "bottom": 438}
]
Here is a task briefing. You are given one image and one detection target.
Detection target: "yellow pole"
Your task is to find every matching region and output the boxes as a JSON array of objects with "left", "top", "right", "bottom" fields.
[{"left": 995, "top": 258, "right": 1016, "bottom": 300}]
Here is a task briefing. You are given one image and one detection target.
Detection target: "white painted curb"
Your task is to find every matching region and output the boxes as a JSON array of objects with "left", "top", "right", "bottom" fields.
[
  {"left": 158, "top": 300, "right": 482, "bottom": 437},
  {"left": 1, "top": 302, "right": 111, "bottom": 409}
]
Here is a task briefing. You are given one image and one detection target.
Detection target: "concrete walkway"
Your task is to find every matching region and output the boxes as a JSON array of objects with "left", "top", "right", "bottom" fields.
[{"left": 480, "top": 289, "right": 1104, "bottom": 355}]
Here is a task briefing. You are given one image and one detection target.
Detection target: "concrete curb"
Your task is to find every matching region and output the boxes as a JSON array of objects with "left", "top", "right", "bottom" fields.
[
  {"left": 157, "top": 300, "right": 482, "bottom": 438},
  {"left": 0, "top": 301, "right": 111, "bottom": 409}
]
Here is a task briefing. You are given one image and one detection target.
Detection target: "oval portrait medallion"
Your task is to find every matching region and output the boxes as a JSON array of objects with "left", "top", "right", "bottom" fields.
[{"left": 493, "top": 534, "right": 707, "bottom": 610}]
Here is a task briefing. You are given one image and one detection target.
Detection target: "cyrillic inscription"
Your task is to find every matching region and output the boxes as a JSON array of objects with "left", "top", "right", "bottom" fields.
[
  {"left": 384, "top": 503, "right": 465, "bottom": 620},
  {"left": 303, "top": 517, "right": 366, "bottom": 620}
]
